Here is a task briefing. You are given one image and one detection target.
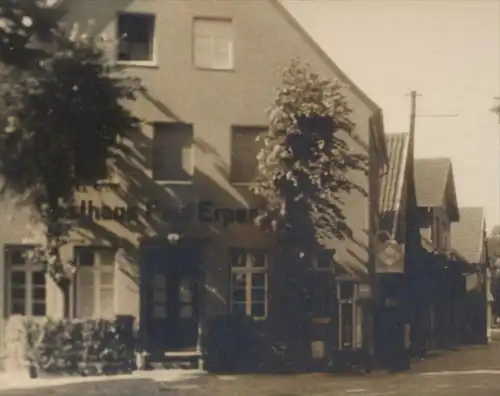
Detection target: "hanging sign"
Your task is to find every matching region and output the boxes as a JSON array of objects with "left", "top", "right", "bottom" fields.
[{"left": 375, "top": 239, "right": 405, "bottom": 274}]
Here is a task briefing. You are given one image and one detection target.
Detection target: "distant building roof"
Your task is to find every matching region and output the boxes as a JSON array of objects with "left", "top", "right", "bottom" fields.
[
  {"left": 414, "top": 157, "right": 459, "bottom": 221},
  {"left": 380, "top": 133, "right": 409, "bottom": 215},
  {"left": 451, "top": 206, "right": 486, "bottom": 263}
]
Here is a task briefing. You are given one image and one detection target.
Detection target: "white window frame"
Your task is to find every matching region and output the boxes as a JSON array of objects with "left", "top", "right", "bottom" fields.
[
  {"left": 152, "top": 123, "right": 195, "bottom": 185},
  {"left": 193, "top": 17, "right": 234, "bottom": 71},
  {"left": 337, "top": 281, "right": 362, "bottom": 350},
  {"left": 229, "top": 248, "right": 268, "bottom": 319},
  {"left": 74, "top": 247, "right": 116, "bottom": 319},
  {"left": 5, "top": 245, "right": 46, "bottom": 317},
  {"left": 116, "top": 12, "right": 158, "bottom": 67}
]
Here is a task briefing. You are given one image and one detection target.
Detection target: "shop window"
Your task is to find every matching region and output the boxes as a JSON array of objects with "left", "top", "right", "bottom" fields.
[
  {"left": 74, "top": 246, "right": 115, "bottom": 319},
  {"left": 5, "top": 245, "right": 46, "bottom": 316},
  {"left": 230, "top": 248, "right": 268, "bottom": 319}
]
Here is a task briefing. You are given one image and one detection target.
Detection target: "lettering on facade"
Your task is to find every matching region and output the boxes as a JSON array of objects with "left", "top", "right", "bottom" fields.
[{"left": 57, "top": 200, "right": 258, "bottom": 228}]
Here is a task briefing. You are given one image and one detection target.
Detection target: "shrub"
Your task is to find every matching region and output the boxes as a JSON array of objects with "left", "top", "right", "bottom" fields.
[{"left": 7, "top": 316, "right": 137, "bottom": 377}]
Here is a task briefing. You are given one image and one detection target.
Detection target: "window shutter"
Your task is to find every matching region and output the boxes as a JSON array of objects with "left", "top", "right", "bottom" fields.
[{"left": 77, "top": 268, "right": 95, "bottom": 318}]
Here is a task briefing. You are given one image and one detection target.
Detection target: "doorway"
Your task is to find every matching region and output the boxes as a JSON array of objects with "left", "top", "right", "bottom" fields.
[{"left": 141, "top": 245, "right": 201, "bottom": 352}]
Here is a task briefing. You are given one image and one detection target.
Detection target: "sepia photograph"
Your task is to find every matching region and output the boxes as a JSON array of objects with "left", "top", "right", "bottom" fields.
[{"left": 0, "top": 0, "right": 499, "bottom": 394}]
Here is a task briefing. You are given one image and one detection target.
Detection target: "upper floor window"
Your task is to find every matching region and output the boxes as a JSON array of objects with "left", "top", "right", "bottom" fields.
[
  {"left": 152, "top": 123, "right": 194, "bottom": 183},
  {"left": 193, "top": 18, "right": 234, "bottom": 70},
  {"left": 74, "top": 247, "right": 115, "bottom": 319},
  {"left": 5, "top": 245, "right": 46, "bottom": 316},
  {"left": 230, "top": 248, "right": 268, "bottom": 319},
  {"left": 117, "top": 13, "right": 156, "bottom": 62},
  {"left": 230, "top": 126, "right": 266, "bottom": 184}
]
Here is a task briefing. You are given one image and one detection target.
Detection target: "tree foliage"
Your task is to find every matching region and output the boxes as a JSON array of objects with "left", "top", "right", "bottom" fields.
[
  {"left": 251, "top": 58, "right": 368, "bottom": 253},
  {"left": 0, "top": 0, "right": 60, "bottom": 68},
  {"left": 0, "top": 1, "right": 141, "bottom": 285}
]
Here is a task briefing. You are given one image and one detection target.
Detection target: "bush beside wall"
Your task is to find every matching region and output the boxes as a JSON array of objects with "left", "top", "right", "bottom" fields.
[{"left": 1, "top": 316, "right": 137, "bottom": 377}]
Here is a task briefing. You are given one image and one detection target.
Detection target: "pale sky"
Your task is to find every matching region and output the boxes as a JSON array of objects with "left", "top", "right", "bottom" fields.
[{"left": 285, "top": 0, "right": 500, "bottom": 231}]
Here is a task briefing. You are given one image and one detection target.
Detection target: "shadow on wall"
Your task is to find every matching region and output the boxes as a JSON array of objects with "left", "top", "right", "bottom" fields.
[{"left": 66, "top": 95, "right": 262, "bottom": 281}]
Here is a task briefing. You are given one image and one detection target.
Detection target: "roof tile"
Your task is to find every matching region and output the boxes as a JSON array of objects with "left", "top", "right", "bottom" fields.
[
  {"left": 451, "top": 207, "right": 485, "bottom": 263},
  {"left": 414, "top": 157, "right": 452, "bottom": 207}
]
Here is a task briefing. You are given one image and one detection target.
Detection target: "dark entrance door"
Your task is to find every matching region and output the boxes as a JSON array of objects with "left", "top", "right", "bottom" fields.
[{"left": 141, "top": 245, "right": 200, "bottom": 353}]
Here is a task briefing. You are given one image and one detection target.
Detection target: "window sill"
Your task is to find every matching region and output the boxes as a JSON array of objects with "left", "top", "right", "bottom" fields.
[
  {"left": 154, "top": 180, "right": 193, "bottom": 186},
  {"left": 194, "top": 65, "right": 234, "bottom": 72},
  {"left": 116, "top": 60, "right": 159, "bottom": 68}
]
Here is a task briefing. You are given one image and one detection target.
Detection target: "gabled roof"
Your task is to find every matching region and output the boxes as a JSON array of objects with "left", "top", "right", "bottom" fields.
[
  {"left": 451, "top": 206, "right": 486, "bottom": 264},
  {"left": 274, "top": 0, "right": 381, "bottom": 114},
  {"left": 380, "top": 133, "right": 409, "bottom": 216},
  {"left": 414, "top": 157, "right": 459, "bottom": 221}
]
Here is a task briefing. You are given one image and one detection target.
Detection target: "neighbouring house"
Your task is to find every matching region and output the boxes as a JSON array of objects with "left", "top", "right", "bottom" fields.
[
  {"left": 414, "top": 157, "right": 465, "bottom": 351},
  {"left": 450, "top": 206, "right": 493, "bottom": 344},
  {"left": 0, "top": 0, "right": 387, "bottom": 372}
]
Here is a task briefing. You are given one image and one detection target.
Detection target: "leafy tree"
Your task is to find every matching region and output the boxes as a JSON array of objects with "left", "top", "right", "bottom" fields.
[
  {"left": 0, "top": 3, "right": 141, "bottom": 316},
  {"left": 250, "top": 59, "right": 368, "bottom": 361},
  {"left": 0, "top": 0, "right": 60, "bottom": 68},
  {"left": 251, "top": 58, "right": 368, "bottom": 254}
]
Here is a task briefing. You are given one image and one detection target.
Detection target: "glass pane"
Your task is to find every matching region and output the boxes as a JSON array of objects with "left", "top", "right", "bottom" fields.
[
  {"left": 250, "top": 251, "right": 266, "bottom": 267},
  {"left": 99, "top": 249, "right": 115, "bottom": 266},
  {"left": 251, "top": 302, "right": 266, "bottom": 318},
  {"left": 251, "top": 273, "right": 265, "bottom": 288},
  {"left": 153, "top": 304, "right": 167, "bottom": 319},
  {"left": 232, "top": 301, "right": 246, "bottom": 316},
  {"left": 153, "top": 288, "right": 166, "bottom": 304},
  {"left": 99, "top": 289, "right": 114, "bottom": 318},
  {"left": 11, "top": 286, "right": 25, "bottom": 299},
  {"left": 100, "top": 272, "right": 114, "bottom": 287},
  {"left": 230, "top": 250, "right": 245, "bottom": 267},
  {"left": 194, "top": 35, "right": 213, "bottom": 68},
  {"left": 33, "top": 287, "right": 45, "bottom": 300},
  {"left": 32, "top": 271, "right": 46, "bottom": 286},
  {"left": 340, "top": 282, "right": 354, "bottom": 300},
  {"left": 180, "top": 304, "right": 193, "bottom": 319},
  {"left": 11, "top": 271, "right": 25, "bottom": 286},
  {"left": 232, "top": 289, "right": 246, "bottom": 303},
  {"left": 77, "top": 249, "right": 95, "bottom": 266},
  {"left": 11, "top": 299, "right": 25, "bottom": 315},
  {"left": 212, "top": 37, "right": 232, "bottom": 69},
  {"left": 179, "top": 279, "right": 193, "bottom": 303},
  {"left": 32, "top": 302, "right": 46, "bottom": 317},
  {"left": 153, "top": 274, "right": 166, "bottom": 289},
  {"left": 9, "top": 249, "right": 27, "bottom": 266},
  {"left": 77, "top": 269, "right": 95, "bottom": 318},
  {"left": 232, "top": 273, "right": 246, "bottom": 287},
  {"left": 341, "top": 303, "right": 353, "bottom": 347},
  {"left": 252, "top": 288, "right": 266, "bottom": 303}
]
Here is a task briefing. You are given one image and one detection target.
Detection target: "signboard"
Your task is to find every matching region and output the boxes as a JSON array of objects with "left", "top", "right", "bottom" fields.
[{"left": 375, "top": 239, "right": 405, "bottom": 274}]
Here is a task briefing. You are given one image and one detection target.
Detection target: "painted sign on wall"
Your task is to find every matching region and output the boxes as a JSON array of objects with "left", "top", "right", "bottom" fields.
[{"left": 57, "top": 200, "right": 259, "bottom": 228}]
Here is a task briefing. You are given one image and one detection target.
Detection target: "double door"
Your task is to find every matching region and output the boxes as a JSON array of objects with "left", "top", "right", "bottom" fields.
[{"left": 141, "top": 246, "right": 200, "bottom": 352}]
